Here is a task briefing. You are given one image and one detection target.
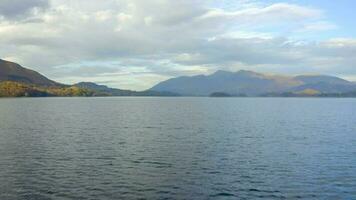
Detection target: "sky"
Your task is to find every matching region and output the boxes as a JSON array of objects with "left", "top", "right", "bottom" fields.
[{"left": 0, "top": 0, "right": 355, "bottom": 90}]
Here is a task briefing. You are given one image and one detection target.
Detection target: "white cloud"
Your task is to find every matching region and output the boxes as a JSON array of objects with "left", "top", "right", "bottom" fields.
[
  {"left": 199, "top": 3, "right": 322, "bottom": 22},
  {"left": 95, "top": 10, "right": 113, "bottom": 22}
]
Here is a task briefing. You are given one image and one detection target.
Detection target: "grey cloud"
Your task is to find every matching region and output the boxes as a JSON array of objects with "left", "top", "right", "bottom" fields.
[
  {"left": 49, "top": 65, "right": 120, "bottom": 79},
  {"left": 0, "top": 0, "right": 49, "bottom": 20},
  {"left": 171, "top": 37, "right": 356, "bottom": 74}
]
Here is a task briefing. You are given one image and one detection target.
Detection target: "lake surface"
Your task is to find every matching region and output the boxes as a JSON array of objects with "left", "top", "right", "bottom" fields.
[{"left": 0, "top": 97, "right": 355, "bottom": 199}]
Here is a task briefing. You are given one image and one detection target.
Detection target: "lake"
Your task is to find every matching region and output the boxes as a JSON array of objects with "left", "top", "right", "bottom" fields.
[{"left": 0, "top": 97, "right": 355, "bottom": 199}]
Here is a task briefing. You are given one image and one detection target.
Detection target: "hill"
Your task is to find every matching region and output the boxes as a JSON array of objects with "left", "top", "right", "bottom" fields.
[
  {"left": 0, "top": 59, "right": 60, "bottom": 86},
  {"left": 74, "top": 82, "right": 179, "bottom": 96},
  {"left": 0, "top": 81, "right": 94, "bottom": 97}
]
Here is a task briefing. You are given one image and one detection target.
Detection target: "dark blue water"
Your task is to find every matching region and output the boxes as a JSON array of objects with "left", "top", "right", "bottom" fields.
[{"left": 0, "top": 97, "right": 355, "bottom": 199}]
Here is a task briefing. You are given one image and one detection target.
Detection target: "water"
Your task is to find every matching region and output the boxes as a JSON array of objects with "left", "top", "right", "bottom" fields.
[{"left": 0, "top": 97, "right": 355, "bottom": 200}]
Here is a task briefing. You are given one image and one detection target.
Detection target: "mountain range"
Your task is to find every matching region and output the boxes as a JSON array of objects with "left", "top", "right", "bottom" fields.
[
  {"left": 151, "top": 70, "right": 356, "bottom": 96},
  {"left": 1, "top": 58, "right": 356, "bottom": 97}
]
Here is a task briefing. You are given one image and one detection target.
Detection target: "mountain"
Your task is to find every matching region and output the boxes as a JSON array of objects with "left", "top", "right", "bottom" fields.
[
  {"left": 74, "top": 82, "right": 179, "bottom": 96},
  {"left": 0, "top": 59, "right": 178, "bottom": 97},
  {"left": 151, "top": 70, "right": 299, "bottom": 96},
  {"left": 74, "top": 82, "right": 114, "bottom": 92},
  {"left": 295, "top": 75, "right": 350, "bottom": 85},
  {"left": 0, "top": 59, "right": 59, "bottom": 86},
  {"left": 291, "top": 75, "right": 356, "bottom": 93},
  {"left": 151, "top": 70, "right": 356, "bottom": 96}
]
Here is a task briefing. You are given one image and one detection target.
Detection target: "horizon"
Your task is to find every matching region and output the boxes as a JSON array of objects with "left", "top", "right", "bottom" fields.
[{"left": 1, "top": 0, "right": 355, "bottom": 90}]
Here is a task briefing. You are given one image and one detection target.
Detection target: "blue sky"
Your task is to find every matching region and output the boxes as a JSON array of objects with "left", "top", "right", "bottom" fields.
[
  {"left": 0, "top": 0, "right": 355, "bottom": 90},
  {"left": 280, "top": 0, "right": 356, "bottom": 38},
  {"left": 213, "top": 0, "right": 356, "bottom": 40}
]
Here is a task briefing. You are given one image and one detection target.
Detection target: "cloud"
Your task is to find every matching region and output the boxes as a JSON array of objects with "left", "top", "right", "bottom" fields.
[
  {"left": 297, "top": 21, "right": 337, "bottom": 33},
  {"left": 0, "top": 0, "right": 49, "bottom": 20},
  {"left": 0, "top": 0, "right": 354, "bottom": 89},
  {"left": 170, "top": 36, "right": 356, "bottom": 75},
  {"left": 199, "top": 3, "right": 322, "bottom": 23}
]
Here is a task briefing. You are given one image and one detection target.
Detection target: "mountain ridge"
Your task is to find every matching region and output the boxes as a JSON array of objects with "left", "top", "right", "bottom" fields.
[
  {"left": 0, "top": 59, "right": 61, "bottom": 86},
  {"left": 151, "top": 70, "right": 356, "bottom": 96},
  {"left": 73, "top": 82, "right": 179, "bottom": 96}
]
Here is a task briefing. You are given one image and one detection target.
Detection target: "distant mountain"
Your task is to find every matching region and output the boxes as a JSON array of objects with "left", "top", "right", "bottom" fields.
[
  {"left": 74, "top": 82, "right": 114, "bottom": 92},
  {"left": 292, "top": 75, "right": 356, "bottom": 93},
  {"left": 0, "top": 59, "right": 60, "bottom": 86},
  {"left": 151, "top": 70, "right": 356, "bottom": 96},
  {"left": 295, "top": 75, "right": 350, "bottom": 85},
  {"left": 74, "top": 82, "right": 179, "bottom": 97}
]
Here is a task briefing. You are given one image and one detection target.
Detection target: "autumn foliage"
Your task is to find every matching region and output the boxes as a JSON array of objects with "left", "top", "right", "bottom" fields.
[{"left": 0, "top": 81, "right": 94, "bottom": 97}]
